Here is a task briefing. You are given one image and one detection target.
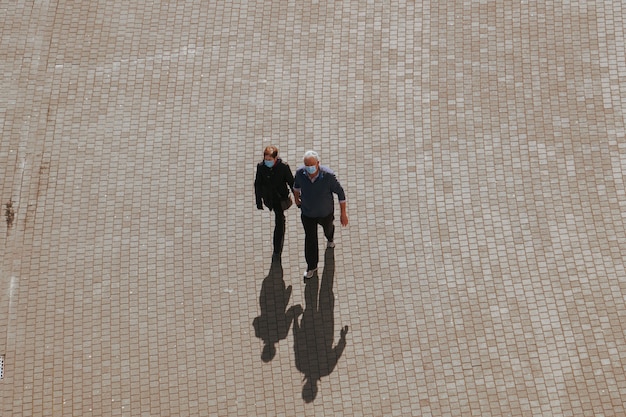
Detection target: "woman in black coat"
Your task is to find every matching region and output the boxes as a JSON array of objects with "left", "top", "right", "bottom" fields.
[{"left": 254, "top": 145, "right": 295, "bottom": 255}]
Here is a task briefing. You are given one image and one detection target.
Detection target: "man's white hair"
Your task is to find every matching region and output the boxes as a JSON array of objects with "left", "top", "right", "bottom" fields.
[{"left": 303, "top": 150, "right": 320, "bottom": 162}]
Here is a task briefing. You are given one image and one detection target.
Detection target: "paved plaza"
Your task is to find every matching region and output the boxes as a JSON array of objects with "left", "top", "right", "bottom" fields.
[{"left": 1, "top": 0, "right": 626, "bottom": 416}]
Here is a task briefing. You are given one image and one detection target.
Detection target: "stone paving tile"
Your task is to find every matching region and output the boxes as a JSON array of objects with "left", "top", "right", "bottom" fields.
[{"left": 1, "top": 0, "right": 626, "bottom": 416}]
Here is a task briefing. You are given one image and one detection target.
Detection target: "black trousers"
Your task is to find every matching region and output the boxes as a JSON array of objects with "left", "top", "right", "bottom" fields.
[
  {"left": 273, "top": 205, "right": 286, "bottom": 254},
  {"left": 301, "top": 213, "right": 335, "bottom": 270}
]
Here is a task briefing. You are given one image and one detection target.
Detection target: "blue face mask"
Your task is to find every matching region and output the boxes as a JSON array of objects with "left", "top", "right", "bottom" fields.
[
  {"left": 264, "top": 160, "right": 275, "bottom": 168},
  {"left": 305, "top": 165, "right": 317, "bottom": 174}
]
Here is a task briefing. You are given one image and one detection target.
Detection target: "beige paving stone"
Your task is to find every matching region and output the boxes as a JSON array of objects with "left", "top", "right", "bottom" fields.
[{"left": 1, "top": 0, "right": 626, "bottom": 416}]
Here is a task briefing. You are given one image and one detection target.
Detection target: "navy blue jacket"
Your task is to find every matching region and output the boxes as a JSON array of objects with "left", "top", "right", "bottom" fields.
[{"left": 294, "top": 165, "right": 346, "bottom": 218}]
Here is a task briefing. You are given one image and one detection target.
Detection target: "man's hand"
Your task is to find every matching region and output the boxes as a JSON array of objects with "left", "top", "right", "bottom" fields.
[{"left": 339, "top": 202, "right": 348, "bottom": 226}]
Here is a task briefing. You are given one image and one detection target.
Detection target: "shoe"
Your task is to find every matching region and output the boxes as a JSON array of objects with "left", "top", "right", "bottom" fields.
[
  {"left": 303, "top": 268, "right": 318, "bottom": 279},
  {"left": 327, "top": 240, "right": 335, "bottom": 248}
]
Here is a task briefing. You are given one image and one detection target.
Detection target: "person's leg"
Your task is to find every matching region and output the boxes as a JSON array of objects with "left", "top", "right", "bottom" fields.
[
  {"left": 320, "top": 213, "right": 335, "bottom": 244},
  {"left": 301, "top": 214, "right": 319, "bottom": 272},
  {"left": 273, "top": 207, "right": 286, "bottom": 255}
]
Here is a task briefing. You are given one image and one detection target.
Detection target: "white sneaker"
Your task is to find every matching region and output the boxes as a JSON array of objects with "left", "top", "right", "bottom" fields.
[
  {"left": 327, "top": 240, "right": 335, "bottom": 248},
  {"left": 303, "top": 268, "right": 318, "bottom": 279}
]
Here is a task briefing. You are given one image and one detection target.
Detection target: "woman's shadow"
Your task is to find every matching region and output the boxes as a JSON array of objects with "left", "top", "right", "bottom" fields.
[
  {"left": 253, "top": 254, "right": 302, "bottom": 362},
  {"left": 293, "top": 247, "right": 349, "bottom": 402}
]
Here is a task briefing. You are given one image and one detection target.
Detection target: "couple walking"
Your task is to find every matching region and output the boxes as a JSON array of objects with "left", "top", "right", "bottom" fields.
[{"left": 254, "top": 146, "right": 349, "bottom": 279}]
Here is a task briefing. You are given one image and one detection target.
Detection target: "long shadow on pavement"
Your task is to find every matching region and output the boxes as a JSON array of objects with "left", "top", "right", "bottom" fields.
[
  {"left": 253, "top": 254, "right": 302, "bottom": 362},
  {"left": 293, "top": 247, "right": 349, "bottom": 403}
]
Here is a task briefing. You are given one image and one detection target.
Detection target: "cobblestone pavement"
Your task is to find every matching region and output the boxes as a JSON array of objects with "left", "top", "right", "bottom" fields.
[{"left": 1, "top": 1, "right": 626, "bottom": 416}]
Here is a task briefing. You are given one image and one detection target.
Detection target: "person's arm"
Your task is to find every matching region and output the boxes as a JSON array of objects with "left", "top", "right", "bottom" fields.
[
  {"left": 254, "top": 165, "right": 264, "bottom": 209},
  {"left": 293, "top": 170, "right": 302, "bottom": 207},
  {"left": 293, "top": 189, "right": 302, "bottom": 207},
  {"left": 284, "top": 164, "right": 295, "bottom": 194},
  {"left": 330, "top": 173, "right": 348, "bottom": 226},
  {"left": 339, "top": 200, "right": 348, "bottom": 226}
]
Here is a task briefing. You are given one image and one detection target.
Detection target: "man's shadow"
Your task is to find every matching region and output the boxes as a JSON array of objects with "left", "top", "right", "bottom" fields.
[
  {"left": 253, "top": 254, "right": 302, "bottom": 362},
  {"left": 293, "top": 247, "right": 349, "bottom": 402}
]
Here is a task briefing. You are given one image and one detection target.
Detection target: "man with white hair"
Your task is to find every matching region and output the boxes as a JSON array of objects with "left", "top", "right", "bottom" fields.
[{"left": 293, "top": 150, "right": 349, "bottom": 279}]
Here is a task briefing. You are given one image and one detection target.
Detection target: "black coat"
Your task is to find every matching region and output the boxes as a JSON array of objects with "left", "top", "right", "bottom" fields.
[{"left": 254, "top": 159, "right": 295, "bottom": 210}]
